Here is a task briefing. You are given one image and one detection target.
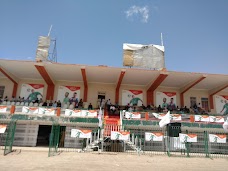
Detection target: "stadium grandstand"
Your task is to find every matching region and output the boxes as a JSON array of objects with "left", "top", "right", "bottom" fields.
[{"left": 0, "top": 58, "right": 228, "bottom": 157}]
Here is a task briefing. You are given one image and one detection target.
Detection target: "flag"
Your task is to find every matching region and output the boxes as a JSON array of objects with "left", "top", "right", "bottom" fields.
[
  {"left": 223, "top": 117, "right": 228, "bottom": 132},
  {"left": 159, "top": 111, "right": 171, "bottom": 128},
  {"left": 98, "top": 107, "right": 103, "bottom": 128}
]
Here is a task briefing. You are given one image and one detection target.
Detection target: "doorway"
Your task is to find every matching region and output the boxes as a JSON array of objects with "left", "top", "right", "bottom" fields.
[
  {"left": 36, "top": 125, "right": 52, "bottom": 146},
  {"left": 0, "top": 86, "right": 5, "bottom": 99},
  {"left": 97, "top": 91, "right": 106, "bottom": 108}
]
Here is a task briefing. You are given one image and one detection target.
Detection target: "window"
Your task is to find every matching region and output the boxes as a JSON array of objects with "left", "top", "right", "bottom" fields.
[
  {"left": 0, "top": 86, "right": 5, "bottom": 99},
  {"left": 190, "top": 97, "right": 196, "bottom": 107},
  {"left": 201, "top": 98, "right": 209, "bottom": 111}
]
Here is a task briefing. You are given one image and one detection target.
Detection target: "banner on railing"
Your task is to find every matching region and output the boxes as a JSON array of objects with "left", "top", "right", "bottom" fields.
[
  {"left": 82, "top": 110, "right": 97, "bottom": 117},
  {"left": 125, "top": 112, "right": 141, "bottom": 119},
  {"left": 65, "top": 109, "right": 97, "bottom": 117},
  {"left": 0, "top": 106, "right": 7, "bottom": 113},
  {"left": 145, "top": 132, "right": 164, "bottom": 141},
  {"left": 152, "top": 113, "right": 166, "bottom": 119},
  {"left": 22, "top": 106, "right": 39, "bottom": 114},
  {"left": 71, "top": 129, "right": 92, "bottom": 138},
  {"left": 179, "top": 133, "right": 197, "bottom": 143},
  {"left": 111, "top": 131, "right": 130, "bottom": 141},
  {"left": 0, "top": 124, "right": 7, "bottom": 134},
  {"left": 171, "top": 114, "right": 182, "bottom": 121},
  {"left": 194, "top": 115, "right": 209, "bottom": 122},
  {"left": 152, "top": 113, "right": 182, "bottom": 121},
  {"left": 209, "top": 134, "right": 226, "bottom": 143},
  {"left": 65, "top": 109, "right": 81, "bottom": 117},
  {"left": 209, "top": 116, "right": 224, "bottom": 123},
  {"left": 38, "top": 108, "right": 55, "bottom": 115}
]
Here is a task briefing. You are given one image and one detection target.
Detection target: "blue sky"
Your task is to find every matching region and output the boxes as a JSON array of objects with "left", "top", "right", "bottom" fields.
[{"left": 0, "top": 0, "right": 228, "bottom": 74}]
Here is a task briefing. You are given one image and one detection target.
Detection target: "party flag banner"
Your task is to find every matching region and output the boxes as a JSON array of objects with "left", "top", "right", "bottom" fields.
[
  {"left": 145, "top": 132, "right": 164, "bottom": 141},
  {"left": 111, "top": 131, "right": 130, "bottom": 141},
  {"left": 179, "top": 133, "right": 197, "bottom": 143},
  {"left": 194, "top": 115, "right": 209, "bottom": 122},
  {"left": 125, "top": 112, "right": 141, "bottom": 119},
  {"left": 209, "top": 134, "right": 226, "bottom": 143},
  {"left": 71, "top": 129, "right": 92, "bottom": 138},
  {"left": 22, "top": 106, "right": 39, "bottom": 114}
]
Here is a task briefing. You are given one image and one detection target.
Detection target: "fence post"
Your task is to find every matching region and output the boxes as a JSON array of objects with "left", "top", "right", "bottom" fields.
[
  {"left": 185, "top": 130, "right": 190, "bottom": 157},
  {"left": 166, "top": 126, "right": 171, "bottom": 157},
  {"left": 204, "top": 131, "right": 209, "bottom": 158}
]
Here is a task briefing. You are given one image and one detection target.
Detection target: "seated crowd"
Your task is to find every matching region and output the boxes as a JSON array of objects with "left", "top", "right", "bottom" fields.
[{"left": 0, "top": 94, "right": 209, "bottom": 114}]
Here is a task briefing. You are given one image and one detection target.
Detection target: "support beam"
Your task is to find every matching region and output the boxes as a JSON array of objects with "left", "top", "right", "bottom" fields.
[
  {"left": 35, "top": 65, "right": 55, "bottom": 100},
  {"left": 0, "top": 67, "right": 18, "bottom": 97},
  {"left": 180, "top": 76, "right": 206, "bottom": 107},
  {"left": 81, "top": 68, "right": 88, "bottom": 102},
  {"left": 209, "top": 84, "right": 228, "bottom": 109},
  {"left": 115, "top": 71, "right": 125, "bottom": 104},
  {"left": 147, "top": 73, "right": 168, "bottom": 105}
]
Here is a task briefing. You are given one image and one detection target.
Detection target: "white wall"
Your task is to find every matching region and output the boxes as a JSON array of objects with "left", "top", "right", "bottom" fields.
[{"left": 87, "top": 83, "right": 115, "bottom": 108}]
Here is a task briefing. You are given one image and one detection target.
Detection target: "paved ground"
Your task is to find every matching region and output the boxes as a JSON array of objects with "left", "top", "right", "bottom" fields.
[{"left": 0, "top": 149, "right": 227, "bottom": 171}]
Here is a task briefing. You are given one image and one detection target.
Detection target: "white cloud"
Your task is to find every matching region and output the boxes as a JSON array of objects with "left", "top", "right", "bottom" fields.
[{"left": 125, "top": 5, "right": 149, "bottom": 23}]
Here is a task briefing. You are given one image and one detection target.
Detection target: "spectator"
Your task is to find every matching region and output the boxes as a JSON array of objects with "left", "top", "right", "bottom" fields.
[
  {"left": 78, "top": 99, "right": 83, "bottom": 108},
  {"left": 141, "top": 104, "right": 146, "bottom": 110},
  {"left": 49, "top": 101, "right": 53, "bottom": 107},
  {"left": 110, "top": 104, "right": 116, "bottom": 114},
  {"left": 4, "top": 96, "right": 8, "bottom": 101},
  {"left": 125, "top": 103, "right": 130, "bottom": 111},
  {"left": 88, "top": 103, "right": 93, "bottom": 110},
  {"left": 53, "top": 101, "right": 57, "bottom": 108},
  {"left": 157, "top": 105, "right": 162, "bottom": 113},
  {"left": 42, "top": 101, "right": 47, "bottom": 107},
  {"left": 57, "top": 100, "right": 61, "bottom": 107},
  {"left": 11, "top": 96, "right": 16, "bottom": 102},
  {"left": 193, "top": 103, "right": 199, "bottom": 114}
]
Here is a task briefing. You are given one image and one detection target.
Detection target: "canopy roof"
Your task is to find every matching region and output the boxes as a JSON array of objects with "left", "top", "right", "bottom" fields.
[{"left": 0, "top": 59, "right": 227, "bottom": 92}]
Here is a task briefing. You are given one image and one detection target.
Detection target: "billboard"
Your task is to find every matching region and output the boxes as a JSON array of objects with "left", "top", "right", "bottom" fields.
[
  {"left": 20, "top": 84, "right": 44, "bottom": 102},
  {"left": 122, "top": 90, "right": 143, "bottom": 106},
  {"left": 215, "top": 95, "right": 228, "bottom": 114},
  {"left": 156, "top": 92, "right": 177, "bottom": 107},
  {"left": 57, "top": 86, "right": 80, "bottom": 102}
]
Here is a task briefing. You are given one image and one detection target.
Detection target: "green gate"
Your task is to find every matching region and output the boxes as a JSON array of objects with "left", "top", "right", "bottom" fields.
[
  {"left": 48, "top": 123, "right": 60, "bottom": 157},
  {"left": 4, "top": 120, "right": 17, "bottom": 155}
]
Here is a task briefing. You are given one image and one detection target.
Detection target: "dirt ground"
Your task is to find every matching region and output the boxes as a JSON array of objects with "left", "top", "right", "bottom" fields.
[{"left": 0, "top": 149, "right": 227, "bottom": 171}]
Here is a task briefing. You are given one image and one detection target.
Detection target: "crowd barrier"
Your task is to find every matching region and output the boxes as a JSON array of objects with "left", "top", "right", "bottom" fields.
[{"left": 46, "top": 121, "right": 228, "bottom": 158}]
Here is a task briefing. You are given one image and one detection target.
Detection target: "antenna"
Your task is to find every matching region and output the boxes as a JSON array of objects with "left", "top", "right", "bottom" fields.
[
  {"left": 48, "top": 25, "right": 53, "bottom": 37},
  {"left": 161, "top": 32, "right": 163, "bottom": 46}
]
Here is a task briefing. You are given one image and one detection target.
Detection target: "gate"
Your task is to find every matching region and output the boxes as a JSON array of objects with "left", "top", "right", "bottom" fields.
[
  {"left": 4, "top": 120, "right": 17, "bottom": 155},
  {"left": 48, "top": 123, "right": 60, "bottom": 157}
]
